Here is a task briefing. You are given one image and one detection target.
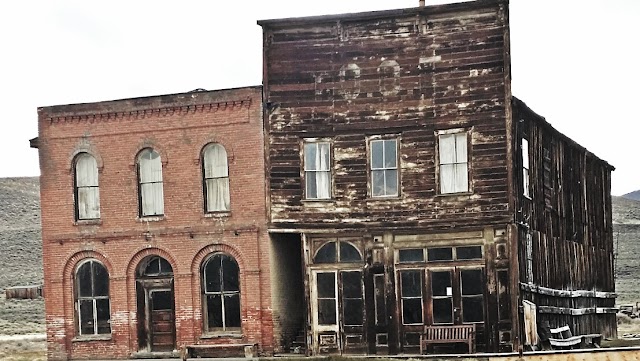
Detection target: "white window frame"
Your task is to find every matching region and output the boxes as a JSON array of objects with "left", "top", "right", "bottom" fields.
[
  {"left": 303, "top": 140, "right": 331, "bottom": 200},
  {"left": 522, "top": 138, "right": 530, "bottom": 198},
  {"left": 74, "top": 153, "right": 100, "bottom": 220},
  {"left": 370, "top": 138, "right": 399, "bottom": 197},
  {"left": 137, "top": 148, "right": 164, "bottom": 217},
  {"left": 202, "top": 143, "right": 230, "bottom": 212},
  {"left": 437, "top": 130, "right": 469, "bottom": 194}
]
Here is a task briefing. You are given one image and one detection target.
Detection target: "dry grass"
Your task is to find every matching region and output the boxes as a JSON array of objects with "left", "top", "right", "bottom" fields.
[{"left": 0, "top": 339, "right": 45, "bottom": 361}]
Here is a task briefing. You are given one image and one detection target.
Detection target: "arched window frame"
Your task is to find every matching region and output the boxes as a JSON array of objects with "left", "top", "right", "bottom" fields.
[
  {"left": 74, "top": 153, "right": 100, "bottom": 220},
  {"left": 137, "top": 148, "right": 164, "bottom": 217},
  {"left": 201, "top": 253, "right": 241, "bottom": 333},
  {"left": 202, "top": 143, "right": 230, "bottom": 212},
  {"left": 75, "top": 259, "right": 111, "bottom": 336},
  {"left": 313, "top": 240, "right": 363, "bottom": 264}
]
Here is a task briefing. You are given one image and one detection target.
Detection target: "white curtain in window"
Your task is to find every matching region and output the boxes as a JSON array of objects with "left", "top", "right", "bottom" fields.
[
  {"left": 439, "top": 133, "right": 468, "bottom": 194},
  {"left": 204, "top": 144, "right": 230, "bottom": 211},
  {"left": 316, "top": 143, "right": 330, "bottom": 199},
  {"left": 139, "top": 149, "right": 164, "bottom": 216},
  {"left": 76, "top": 154, "right": 100, "bottom": 219}
]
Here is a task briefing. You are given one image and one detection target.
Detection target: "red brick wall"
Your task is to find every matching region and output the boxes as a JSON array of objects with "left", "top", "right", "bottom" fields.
[{"left": 37, "top": 87, "right": 274, "bottom": 360}]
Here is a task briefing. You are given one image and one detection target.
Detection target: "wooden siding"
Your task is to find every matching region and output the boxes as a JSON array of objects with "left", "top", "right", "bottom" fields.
[{"left": 262, "top": 2, "right": 511, "bottom": 232}]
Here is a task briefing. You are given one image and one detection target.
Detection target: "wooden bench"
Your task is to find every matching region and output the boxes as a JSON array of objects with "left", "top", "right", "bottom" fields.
[
  {"left": 182, "top": 343, "right": 257, "bottom": 360},
  {"left": 549, "top": 325, "right": 602, "bottom": 349},
  {"left": 420, "top": 324, "right": 475, "bottom": 354}
]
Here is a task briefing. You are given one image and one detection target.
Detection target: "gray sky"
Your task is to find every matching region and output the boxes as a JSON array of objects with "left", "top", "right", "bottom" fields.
[{"left": 0, "top": 1, "right": 637, "bottom": 196}]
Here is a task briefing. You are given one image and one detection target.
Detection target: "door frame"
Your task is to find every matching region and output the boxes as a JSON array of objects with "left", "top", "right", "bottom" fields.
[{"left": 136, "top": 278, "right": 176, "bottom": 352}]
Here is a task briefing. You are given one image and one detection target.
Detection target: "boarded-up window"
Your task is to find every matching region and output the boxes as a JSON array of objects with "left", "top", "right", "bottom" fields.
[
  {"left": 203, "top": 143, "right": 230, "bottom": 212},
  {"left": 75, "top": 260, "right": 110, "bottom": 335},
  {"left": 304, "top": 141, "right": 331, "bottom": 199},
  {"left": 522, "top": 138, "right": 530, "bottom": 197},
  {"left": 202, "top": 254, "right": 240, "bottom": 332},
  {"left": 370, "top": 138, "right": 398, "bottom": 197},
  {"left": 438, "top": 132, "right": 468, "bottom": 194},
  {"left": 74, "top": 153, "right": 100, "bottom": 220},
  {"left": 138, "top": 149, "right": 164, "bottom": 216}
]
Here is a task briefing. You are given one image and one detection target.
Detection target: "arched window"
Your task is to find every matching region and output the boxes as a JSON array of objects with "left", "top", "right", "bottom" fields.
[
  {"left": 202, "top": 143, "right": 230, "bottom": 212},
  {"left": 137, "top": 149, "right": 164, "bottom": 216},
  {"left": 75, "top": 259, "right": 110, "bottom": 335},
  {"left": 74, "top": 153, "right": 100, "bottom": 220},
  {"left": 314, "top": 241, "right": 362, "bottom": 264},
  {"left": 202, "top": 254, "right": 240, "bottom": 332}
]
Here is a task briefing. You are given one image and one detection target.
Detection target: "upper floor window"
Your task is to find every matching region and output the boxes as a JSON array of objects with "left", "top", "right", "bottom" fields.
[
  {"left": 370, "top": 138, "right": 398, "bottom": 197},
  {"left": 74, "top": 153, "right": 100, "bottom": 220},
  {"left": 438, "top": 131, "right": 468, "bottom": 194},
  {"left": 304, "top": 141, "right": 331, "bottom": 199},
  {"left": 522, "top": 138, "right": 530, "bottom": 197},
  {"left": 75, "top": 259, "right": 110, "bottom": 336},
  {"left": 202, "top": 143, "right": 230, "bottom": 212},
  {"left": 137, "top": 149, "right": 164, "bottom": 217},
  {"left": 202, "top": 253, "right": 241, "bottom": 332}
]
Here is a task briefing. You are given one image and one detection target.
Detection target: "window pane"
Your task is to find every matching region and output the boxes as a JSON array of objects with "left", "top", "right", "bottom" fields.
[
  {"left": 428, "top": 247, "right": 453, "bottom": 262},
  {"left": 339, "top": 242, "right": 361, "bottom": 262},
  {"left": 79, "top": 300, "right": 95, "bottom": 335},
  {"left": 385, "top": 169, "right": 398, "bottom": 195},
  {"left": 306, "top": 172, "right": 318, "bottom": 199},
  {"left": 341, "top": 271, "right": 361, "bottom": 298},
  {"left": 431, "top": 271, "right": 451, "bottom": 296},
  {"left": 206, "top": 178, "right": 230, "bottom": 212},
  {"left": 461, "top": 269, "right": 483, "bottom": 295},
  {"left": 462, "top": 297, "right": 484, "bottom": 323},
  {"left": 77, "top": 262, "right": 93, "bottom": 297},
  {"left": 141, "top": 182, "right": 164, "bottom": 216},
  {"left": 457, "top": 246, "right": 482, "bottom": 260},
  {"left": 318, "top": 299, "right": 337, "bottom": 325},
  {"left": 398, "top": 249, "right": 424, "bottom": 263},
  {"left": 92, "top": 262, "right": 109, "bottom": 297},
  {"left": 440, "top": 164, "right": 455, "bottom": 194},
  {"left": 139, "top": 150, "right": 162, "bottom": 183},
  {"left": 455, "top": 133, "right": 467, "bottom": 163},
  {"left": 78, "top": 187, "right": 100, "bottom": 219},
  {"left": 401, "top": 271, "right": 422, "bottom": 298},
  {"left": 371, "top": 140, "right": 383, "bottom": 169},
  {"left": 205, "top": 256, "right": 222, "bottom": 293},
  {"left": 402, "top": 298, "right": 423, "bottom": 324},
  {"left": 222, "top": 255, "right": 239, "bottom": 292},
  {"left": 371, "top": 170, "right": 385, "bottom": 197},
  {"left": 159, "top": 258, "right": 173, "bottom": 274},
  {"left": 304, "top": 143, "right": 317, "bottom": 171},
  {"left": 433, "top": 298, "right": 453, "bottom": 324},
  {"left": 439, "top": 134, "right": 455, "bottom": 164},
  {"left": 384, "top": 140, "right": 397, "bottom": 168},
  {"left": 204, "top": 144, "right": 228, "bottom": 178},
  {"left": 318, "top": 143, "right": 330, "bottom": 171},
  {"left": 316, "top": 273, "right": 336, "bottom": 298},
  {"left": 343, "top": 299, "right": 363, "bottom": 325},
  {"left": 76, "top": 154, "right": 98, "bottom": 187},
  {"left": 454, "top": 163, "right": 468, "bottom": 192},
  {"left": 314, "top": 242, "right": 337, "bottom": 263},
  {"left": 144, "top": 257, "right": 160, "bottom": 276},
  {"left": 316, "top": 171, "right": 330, "bottom": 199},
  {"left": 207, "top": 295, "right": 223, "bottom": 328},
  {"left": 152, "top": 291, "right": 172, "bottom": 311},
  {"left": 224, "top": 294, "right": 241, "bottom": 328},
  {"left": 96, "top": 299, "right": 111, "bottom": 334}
]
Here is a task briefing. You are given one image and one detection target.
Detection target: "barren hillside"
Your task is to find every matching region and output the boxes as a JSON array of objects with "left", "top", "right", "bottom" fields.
[{"left": 613, "top": 196, "right": 640, "bottom": 305}]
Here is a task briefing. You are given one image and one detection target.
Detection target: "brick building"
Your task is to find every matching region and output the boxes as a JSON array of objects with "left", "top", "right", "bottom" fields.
[{"left": 33, "top": 87, "right": 275, "bottom": 359}]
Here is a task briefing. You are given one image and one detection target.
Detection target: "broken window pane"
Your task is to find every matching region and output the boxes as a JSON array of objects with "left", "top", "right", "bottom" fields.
[
  {"left": 205, "top": 257, "right": 222, "bottom": 293},
  {"left": 316, "top": 273, "right": 336, "bottom": 298},
  {"left": 224, "top": 294, "right": 241, "bottom": 328},
  {"left": 222, "top": 256, "right": 239, "bottom": 292},
  {"left": 339, "top": 242, "right": 361, "bottom": 262},
  {"left": 77, "top": 262, "right": 92, "bottom": 298},
  {"left": 428, "top": 247, "right": 453, "bottom": 261},
  {"left": 79, "top": 299, "right": 94, "bottom": 335},
  {"left": 433, "top": 298, "right": 453, "bottom": 324},
  {"left": 96, "top": 298, "right": 111, "bottom": 334},
  {"left": 207, "top": 295, "right": 223, "bottom": 328},
  {"left": 314, "top": 242, "right": 337, "bottom": 263},
  {"left": 457, "top": 246, "right": 482, "bottom": 260},
  {"left": 93, "top": 262, "right": 109, "bottom": 297},
  {"left": 399, "top": 249, "right": 424, "bottom": 263}
]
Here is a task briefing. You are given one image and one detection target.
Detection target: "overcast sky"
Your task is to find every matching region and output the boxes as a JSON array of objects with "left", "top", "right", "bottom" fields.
[{"left": 0, "top": 1, "right": 637, "bottom": 196}]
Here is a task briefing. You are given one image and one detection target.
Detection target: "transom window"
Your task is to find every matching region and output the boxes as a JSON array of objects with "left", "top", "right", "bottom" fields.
[
  {"left": 202, "top": 143, "right": 230, "bottom": 212},
  {"left": 74, "top": 153, "right": 100, "bottom": 220},
  {"left": 313, "top": 241, "right": 362, "bottom": 264},
  {"left": 202, "top": 254, "right": 241, "bottom": 332},
  {"left": 75, "top": 259, "right": 110, "bottom": 336},
  {"left": 370, "top": 138, "right": 398, "bottom": 197},
  {"left": 304, "top": 141, "right": 331, "bottom": 199},
  {"left": 137, "top": 149, "right": 164, "bottom": 217},
  {"left": 438, "top": 131, "right": 469, "bottom": 194}
]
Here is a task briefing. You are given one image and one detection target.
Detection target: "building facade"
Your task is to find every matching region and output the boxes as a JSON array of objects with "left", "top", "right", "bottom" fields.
[
  {"left": 35, "top": 87, "right": 274, "bottom": 359},
  {"left": 260, "top": 0, "right": 615, "bottom": 355}
]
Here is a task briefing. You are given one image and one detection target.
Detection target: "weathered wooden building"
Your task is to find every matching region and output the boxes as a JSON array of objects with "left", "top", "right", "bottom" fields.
[{"left": 259, "top": 0, "right": 615, "bottom": 355}]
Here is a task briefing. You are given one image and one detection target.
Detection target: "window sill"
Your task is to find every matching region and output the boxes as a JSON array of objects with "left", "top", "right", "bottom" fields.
[
  {"left": 367, "top": 195, "right": 401, "bottom": 201},
  {"left": 74, "top": 219, "right": 102, "bottom": 226},
  {"left": 203, "top": 211, "right": 231, "bottom": 219},
  {"left": 72, "top": 335, "right": 112, "bottom": 342},
  {"left": 435, "top": 191, "right": 473, "bottom": 198},
  {"left": 301, "top": 198, "right": 335, "bottom": 203},
  {"left": 137, "top": 215, "right": 165, "bottom": 223},
  {"left": 200, "top": 332, "right": 242, "bottom": 339}
]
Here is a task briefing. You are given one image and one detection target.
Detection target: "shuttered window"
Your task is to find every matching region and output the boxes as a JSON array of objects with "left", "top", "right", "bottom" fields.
[
  {"left": 438, "top": 132, "right": 468, "bottom": 194},
  {"left": 203, "top": 143, "right": 230, "bottom": 212},
  {"left": 74, "top": 153, "right": 100, "bottom": 220},
  {"left": 138, "top": 149, "right": 164, "bottom": 217}
]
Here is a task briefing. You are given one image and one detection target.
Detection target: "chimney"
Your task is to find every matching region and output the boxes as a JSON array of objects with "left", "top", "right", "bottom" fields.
[{"left": 419, "top": 0, "right": 425, "bottom": 6}]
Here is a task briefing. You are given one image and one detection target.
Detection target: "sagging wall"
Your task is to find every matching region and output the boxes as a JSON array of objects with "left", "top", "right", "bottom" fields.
[
  {"left": 512, "top": 98, "right": 616, "bottom": 339},
  {"left": 37, "top": 87, "right": 275, "bottom": 359},
  {"left": 261, "top": 0, "right": 513, "bottom": 233},
  {"left": 269, "top": 233, "right": 305, "bottom": 353}
]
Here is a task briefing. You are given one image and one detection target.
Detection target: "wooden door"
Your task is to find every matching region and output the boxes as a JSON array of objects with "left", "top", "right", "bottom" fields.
[{"left": 149, "top": 290, "right": 175, "bottom": 352}]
